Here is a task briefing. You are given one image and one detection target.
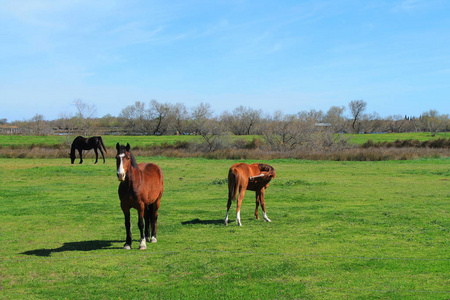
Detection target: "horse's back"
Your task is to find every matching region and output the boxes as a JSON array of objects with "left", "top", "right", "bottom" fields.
[
  {"left": 230, "top": 163, "right": 259, "bottom": 178},
  {"left": 72, "top": 136, "right": 84, "bottom": 145}
]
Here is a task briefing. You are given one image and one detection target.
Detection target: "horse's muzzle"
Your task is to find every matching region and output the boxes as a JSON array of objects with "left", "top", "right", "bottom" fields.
[{"left": 117, "top": 172, "right": 126, "bottom": 181}]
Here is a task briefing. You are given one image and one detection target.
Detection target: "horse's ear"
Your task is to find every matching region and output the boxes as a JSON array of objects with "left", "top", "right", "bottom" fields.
[
  {"left": 126, "top": 143, "right": 131, "bottom": 151},
  {"left": 116, "top": 143, "right": 120, "bottom": 152}
]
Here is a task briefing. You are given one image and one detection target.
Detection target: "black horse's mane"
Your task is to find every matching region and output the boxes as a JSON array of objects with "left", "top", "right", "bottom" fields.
[{"left": 129, "top": 151, "right": 139, "bottom": 168}]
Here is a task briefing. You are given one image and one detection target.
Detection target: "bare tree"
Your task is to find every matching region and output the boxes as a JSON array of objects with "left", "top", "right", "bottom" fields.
[
  {"left": 197, "top": 118, "right": 228, "bottom": 152},
  {"left": 227, "top": 106, "right": 262, "bottom": 135},
  {"left": 73, "top": 99, "right": 97, "bottom": 135},
  {"left": 324, "top": 106, "right": 346, "bottom": 133},
  {"left": 420, "top": 110, "right": 445, "bottom": 136},
  {"left": 148, "top": 100, "right": 170, "bottom": 135},
  {"left": 119, "top": 101, "right": 152, "bottom": 134},
  {"left": 168, "top": 103, "right": 189, "bottom": 135},
  {"left": 386, "top": 115, "right": 407, "bottom": 133},
  {"left": 191, "top": 102, "right": 213, "bottom": 135},
  {"left": 263, "top": 111, "right": 301, "bottom": 151},
  {"left": 29, "top": 114, "right": 50, "bottom": 135},
  {"left": 349, "top": 100, "right": 367, "bottom": 133}
]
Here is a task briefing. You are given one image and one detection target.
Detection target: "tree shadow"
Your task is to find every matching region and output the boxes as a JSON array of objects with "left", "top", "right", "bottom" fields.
[
  {"left": 181, "top": 218, "right": 224, "bottom": 226},
  {"left": 21, "top": 240, "right": 122, "bottom": 257}
]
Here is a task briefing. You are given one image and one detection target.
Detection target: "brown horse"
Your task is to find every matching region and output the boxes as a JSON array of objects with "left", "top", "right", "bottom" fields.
[
  {"left": 70, "top": 136, "right": 108, "bottom": 164},
  {"left": 225, "top": 163, "right": 276, "bottom": 226},
  {"left": 116, "top": 143, "right": 164, "bottom": 250}
]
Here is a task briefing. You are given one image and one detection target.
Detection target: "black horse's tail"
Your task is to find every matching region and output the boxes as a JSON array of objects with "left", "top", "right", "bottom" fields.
[{"left": 98, "top": 136, "right": 108, "bottom": 153}]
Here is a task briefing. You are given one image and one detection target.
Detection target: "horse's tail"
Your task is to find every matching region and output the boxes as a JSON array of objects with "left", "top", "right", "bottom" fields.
[
  {"left": 228, "top": 167, "right": 240, "bottom": 201},
  {"left": 99, "top": 136, "right": 108, "bottom": 153}
]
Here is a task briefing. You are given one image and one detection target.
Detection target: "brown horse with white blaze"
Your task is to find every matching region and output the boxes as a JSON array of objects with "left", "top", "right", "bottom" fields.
[
  {"left": 225, "top": 163, "right": 276, "bottom": 226},
  {"left": 116, "top": 143, "right": 164, "bottom": 250}
]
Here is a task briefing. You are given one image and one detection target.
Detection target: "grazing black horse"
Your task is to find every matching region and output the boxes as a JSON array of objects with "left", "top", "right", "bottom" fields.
[{"left": 70, "top": 136, "right": 108, "bottom": 164}]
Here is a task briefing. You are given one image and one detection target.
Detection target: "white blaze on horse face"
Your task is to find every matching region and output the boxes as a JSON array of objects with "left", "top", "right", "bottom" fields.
[{"left": 117, "top": 154, "right": 126, "bottom": 181}]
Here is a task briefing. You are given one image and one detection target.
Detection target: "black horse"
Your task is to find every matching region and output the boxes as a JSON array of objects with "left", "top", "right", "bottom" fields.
[{"left": 70, "top": 136, "right": 108, "bottom": 164}]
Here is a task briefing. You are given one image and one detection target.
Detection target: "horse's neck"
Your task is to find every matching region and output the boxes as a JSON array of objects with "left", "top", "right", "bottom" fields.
[{"left": 126, "top": 165, "right": 143, "bottom": 186}]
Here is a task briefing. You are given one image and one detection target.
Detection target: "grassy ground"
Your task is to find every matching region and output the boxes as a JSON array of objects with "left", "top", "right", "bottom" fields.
[
  {"left": 0, "top": 132, "right": 447, "bottom": 148},
  {"left": 0, "top": 134, "right": 257, "bottom": 148},
  {"left": 0, "top": 157, "right": 448, "bottom": 299},
  {"left": 347, "top": 132, "right": 449, "bottom": 144}
]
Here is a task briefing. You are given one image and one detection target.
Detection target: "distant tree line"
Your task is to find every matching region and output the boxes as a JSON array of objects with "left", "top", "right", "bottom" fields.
[{"left": 2, "top": 100, "right": 449, "bottom": 143}]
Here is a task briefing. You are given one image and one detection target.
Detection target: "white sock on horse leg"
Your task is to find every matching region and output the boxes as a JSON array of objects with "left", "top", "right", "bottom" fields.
[
  {"left": 139, "top": 238, "right": 147, "bottom": 250},
  {"left": 236, "top": 211, "right": 242, "bottom": 226}
]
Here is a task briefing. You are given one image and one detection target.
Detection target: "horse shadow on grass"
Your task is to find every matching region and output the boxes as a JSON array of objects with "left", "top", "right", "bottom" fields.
[
  {"left": 181, "top": 218, "right": 224, "bottom": 226},
  {"left": 21, "top": 240, "right": 122, "bottom": 257}
]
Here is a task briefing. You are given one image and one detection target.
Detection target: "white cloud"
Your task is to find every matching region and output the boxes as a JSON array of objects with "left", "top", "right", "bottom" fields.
[{"left": 391, "top": 0, "right": 443, "bottom": 12}]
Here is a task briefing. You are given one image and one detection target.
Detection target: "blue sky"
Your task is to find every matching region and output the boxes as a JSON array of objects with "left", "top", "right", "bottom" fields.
[{"left": 1, "top": 0, "right": 449, "bottom": 121}]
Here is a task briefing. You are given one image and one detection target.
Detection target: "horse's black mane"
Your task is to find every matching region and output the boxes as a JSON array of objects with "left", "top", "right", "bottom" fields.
[
  {"left": 257, "top": 163, "right": 276, "bottom": 178},
  {"left": 258, "top": 163, "right": 274, "bottom": 173},
  {"left": 129, "top": 151, "right": 139, "bottom": 168}
]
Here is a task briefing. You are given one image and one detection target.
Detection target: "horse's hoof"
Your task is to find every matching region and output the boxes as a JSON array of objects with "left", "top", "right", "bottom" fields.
[
  {"left": 139, "top": 239, "right": 147, "bottom": 249},
  {"left": 123, "top": 244, "right": 131, "bottom": 250},
  {"left": 150, "top": 237, "right": 157, "bottom": 243}
]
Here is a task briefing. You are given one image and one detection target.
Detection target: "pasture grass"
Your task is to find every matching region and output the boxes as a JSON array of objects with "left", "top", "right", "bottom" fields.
[
  {"left": 0, "top": 157, "right": 449, "bottom": 299},
  {"left": 0, "top": 132, "right": 447, "bottom": 148},
  {"left": 347, "top": 132, "right": 449, "bottom": 144}
]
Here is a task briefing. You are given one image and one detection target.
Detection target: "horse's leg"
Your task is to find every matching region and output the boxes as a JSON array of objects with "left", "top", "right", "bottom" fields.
[
  {"left": 259, "top": 188, "right": 271, "bottom": 222},
  {"left": 123, "top": 209, "right": 132, "bottom": 249},
  {"left": 224, "top": 193, "right": 233, "bottom": 226},
  {"left": 144, "top": 205, "right": 152, "bottom": 242},
  {"left": 255, "top": 191, "right": 261, "bottom": 220},
  {"left": 93, "top": 148, "right": 99, "bottom": 164},
  {"left": 99, "top": 147, "right": 106, "bottom": 164},
  {"left": 137, "top": 206, "right": 147, "bottom": 250},
  {"left": 149, "top": 201, "right": 160, "bottom": 243},
  {"left": 236, "top": 189, "right": 246, "bottom": 226},
  {"left": 78, "top": 149, "right": 83, "bottom": 164}
]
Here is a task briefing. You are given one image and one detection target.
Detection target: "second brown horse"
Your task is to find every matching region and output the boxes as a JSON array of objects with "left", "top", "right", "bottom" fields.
[
  {"left": 225, "top": 163, "right": 276, "bottom": 226},
  {"left": 116, "top": 143, "right": 164, "bottom": 250}
]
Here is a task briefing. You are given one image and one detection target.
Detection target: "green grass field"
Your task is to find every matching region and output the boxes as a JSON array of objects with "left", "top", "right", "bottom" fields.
[
  {"left": 0, "top": 132, "right": 447, "bottom": 149},
  {"left": 0, "top": 156, "right": 448, "bottom": 299},
  {"left": 0, "top": 134, "right": 258, "bottom": 149},
  {"left": 347, "top": 132, "right": 449, "bottom": 144}
]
